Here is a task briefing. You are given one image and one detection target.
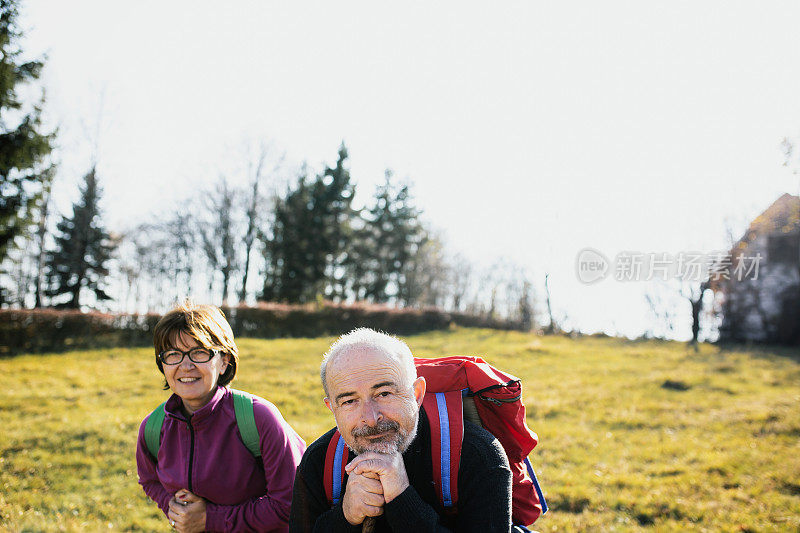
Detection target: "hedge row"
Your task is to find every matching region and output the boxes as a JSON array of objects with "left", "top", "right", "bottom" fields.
[
  {"left": 0, "top": 309, "right": 161, "bottom": 355},
  {"left": 0, "top": 303, "right": 522, "bottom": 356}
]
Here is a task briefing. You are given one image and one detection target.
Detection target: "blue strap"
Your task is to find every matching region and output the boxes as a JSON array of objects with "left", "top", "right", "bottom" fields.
[
  {"left": 524, "top": 457, "right": 548, "bottom": 514},
  {"left": 332, "top": 434, "right": 346, "bottom": 505},
  {"left": 435, "top": 392, "right": 453, "bottom": 507}
]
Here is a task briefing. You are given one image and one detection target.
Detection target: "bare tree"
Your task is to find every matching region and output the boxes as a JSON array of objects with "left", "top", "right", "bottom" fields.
[
  {"left": 199, "top": 179, "right": 240, "bottom": 305},
  {"left": 449, "top": 253, "right": 472, "bottom": 312},
  {"left": 115, "top": 210, "right": 198, "bottom": 312},
  {"left": 644, "top": 282, "right": 677, "bottom": 339},
  {"left": 679, "top": 281, "right": 710, "bottom": 344},
  {"left": 238, "top": 143, "right": 283, "bottom": 304},
  {"left": 517, "top": 278, "right": 535, "bottom": 330},
  {"left": 400, "top": 233, "right": 449, "bottom": 308},
  {"left": 543, "top": 273, "right": 557, "bottom": 333},
  {"left": 33, "top": 171, "right": 54, "bottom": 307},
  {"left": 497, "top": 263, "right": 533, "bottom": 323},
  {"left": 116, "top": 223, "right": 167, "bottom": 312},
  {"left": 780, "top": 135, "right": 800, "bottom": 281},
  {"left": 460, "top": 259, "right": 534, "bottom": 323},
  {"left": 6, "top": 247, "right": 33, "bottom": 307}
]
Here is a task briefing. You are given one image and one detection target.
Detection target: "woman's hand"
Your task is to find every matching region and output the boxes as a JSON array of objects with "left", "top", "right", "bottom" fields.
[{"left": 168, "top": 489, "right": 206, "bottom": 533}]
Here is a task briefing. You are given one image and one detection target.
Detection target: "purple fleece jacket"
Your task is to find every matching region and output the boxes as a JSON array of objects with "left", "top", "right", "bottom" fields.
[{"left": 136, "top": 386, "right": 306, "bottom": 532}]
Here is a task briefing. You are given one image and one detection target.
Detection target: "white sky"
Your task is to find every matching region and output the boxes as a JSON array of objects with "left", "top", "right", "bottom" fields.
[{"left": 21, "top": 1, "right": 800, "bottom": 339}]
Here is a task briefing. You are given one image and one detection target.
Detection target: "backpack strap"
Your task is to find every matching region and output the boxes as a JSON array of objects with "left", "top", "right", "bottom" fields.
[
  {"left": 231, "top": 389, "right": 261, "bottom": 458},
  {"left": 421, "top": 390, "right": 465, "bottom": 510},
  {"left": 144, "top": 401, "right": 167, "bottom": 460},
  {"left": 144, "top": 390, "right": 261, "bottom": 462},
  {"left": 524, "top": 457, "right": 548, "bottom": 515},
  {"left": 323, "top": 429, "right": 349, "bottom": 505}
]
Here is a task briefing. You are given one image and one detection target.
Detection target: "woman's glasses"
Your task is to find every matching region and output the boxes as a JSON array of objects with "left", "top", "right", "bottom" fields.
[{"left": 158, "top": 347, "right": 219, "bottom": 365}]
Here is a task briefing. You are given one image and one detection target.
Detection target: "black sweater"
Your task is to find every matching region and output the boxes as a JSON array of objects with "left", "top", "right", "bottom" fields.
[{"left": 289, "top": 409, "right": 512, "bottom": 533}]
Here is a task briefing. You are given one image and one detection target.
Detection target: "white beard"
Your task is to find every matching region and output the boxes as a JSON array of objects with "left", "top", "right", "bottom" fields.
[{"left": 351, "top": 410, "right": 419, "bottom": 455}]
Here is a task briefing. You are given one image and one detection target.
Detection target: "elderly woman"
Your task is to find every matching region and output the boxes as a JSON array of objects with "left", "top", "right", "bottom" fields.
[{"left": 136, "top": 302, "right": 306, "bottom": 533}]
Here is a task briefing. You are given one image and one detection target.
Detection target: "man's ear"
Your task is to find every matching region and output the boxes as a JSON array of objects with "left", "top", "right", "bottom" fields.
[
  {"left": 412, "top": 376, "right": 426, "bottom": 408},
  {"left": 324, "top": 397, "right": 333, "bottom": 413}
]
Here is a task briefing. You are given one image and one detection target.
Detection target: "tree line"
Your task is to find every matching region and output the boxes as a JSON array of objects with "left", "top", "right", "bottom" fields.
[
  {"left": 5, "top": 144, "right": 537, "bottom": 326},
  {"left": 0, "top": 0, "right": 537, "bottom": 327},
  {"left": 114, "top": 143, "right": 536, "bottom": 327}
]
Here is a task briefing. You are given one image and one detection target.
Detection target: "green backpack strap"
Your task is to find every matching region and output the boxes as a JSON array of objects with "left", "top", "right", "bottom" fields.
[
  {"left": 144, "top": 401, "right": 167, "bottom": 460},
  {"left": 144, "top": 392, "right": 260, "bottom": 460},
  {"left": 232, "top": 390, "right": 261, "bottom": 458}
]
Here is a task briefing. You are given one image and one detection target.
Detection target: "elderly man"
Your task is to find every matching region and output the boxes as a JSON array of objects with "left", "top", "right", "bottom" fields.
[{"left": 289, "top": 328, "right": 513, "bottom": 532}]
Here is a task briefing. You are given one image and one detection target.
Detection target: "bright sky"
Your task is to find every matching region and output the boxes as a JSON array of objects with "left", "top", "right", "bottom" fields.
[{"left": 21, "top": 1, "right": 800, "bottom": 339}]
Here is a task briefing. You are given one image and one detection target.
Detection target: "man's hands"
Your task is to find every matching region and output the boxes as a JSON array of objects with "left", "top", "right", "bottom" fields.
[
  {"left": 342, "top": 471, "right": 385, "bottom": 525},
  {"left": 345, "top": 452, "right": 410, "bottom": 503},
  {"left": 168, "top": 489, "right": 206, "bottom": 533}
]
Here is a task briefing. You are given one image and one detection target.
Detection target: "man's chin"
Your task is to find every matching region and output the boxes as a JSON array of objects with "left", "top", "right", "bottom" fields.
[
  {"left": 354, "top": 435, "right": 401, "bottom": 455},
  {"left": 363, "top": 443, "right": 400, "bottom": 454}
]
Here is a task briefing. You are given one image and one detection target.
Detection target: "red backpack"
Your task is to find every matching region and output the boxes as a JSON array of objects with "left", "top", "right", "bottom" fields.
[{"left": 323, "top": 355, "right": 547, "bottom": 528}]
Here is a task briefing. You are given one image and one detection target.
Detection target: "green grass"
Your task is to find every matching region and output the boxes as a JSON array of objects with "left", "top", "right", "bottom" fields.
[{"left": 2, "top": 329, "right": 799, "bottom": 532}]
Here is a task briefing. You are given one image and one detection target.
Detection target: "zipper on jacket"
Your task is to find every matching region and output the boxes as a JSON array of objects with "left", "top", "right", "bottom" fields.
[{"left": 187, "top": 418, "right": 195, "bottom": 492}]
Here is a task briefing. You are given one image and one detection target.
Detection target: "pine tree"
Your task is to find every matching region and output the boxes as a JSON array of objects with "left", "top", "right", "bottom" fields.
[
  {"left": 350, "top": 172, "right": 394, "bottom": 302},
  {"left": 261, "top": 144, "right": 357, "bottom": 303},
  {"left": 315, "top": 143, "right": 356, "bottom": 301},
  {"left": 0, "top": 0, "right": 55, "bottom": 303},
  {"left": 390, "top": 180, "right": 427, "bottom": 303},
  {"left": 261, "top": 170, "right": 317, "bottom": 302},
  {"left": 350, "top": 170, "right": 426, "bottom": 303},
  {"left": 45, "top": 168, "right": 116, "bottom": 308}
]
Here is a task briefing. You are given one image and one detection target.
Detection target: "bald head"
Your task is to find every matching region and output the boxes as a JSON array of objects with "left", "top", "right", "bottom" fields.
[{"left": 320, "top": 328, "right": 416, "bottom": 398}]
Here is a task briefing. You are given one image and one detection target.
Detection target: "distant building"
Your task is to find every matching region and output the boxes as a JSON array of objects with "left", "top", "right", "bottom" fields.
[{"left": 716, "top": 193, "right": 800, "bottom": 344}]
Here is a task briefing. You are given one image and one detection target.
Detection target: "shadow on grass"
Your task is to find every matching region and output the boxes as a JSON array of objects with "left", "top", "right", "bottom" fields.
[
  {"left": 548, "top": 494, "right": 591, "bottom": 513},
  {"left": 714, "top": 342, "right": 800, "bottom": 364},
  {"left": 0, "top": 336, "right": 152, "bottom": 359},
  {"left": 615, "top": 502, "right": 696, "bottom": 526}
]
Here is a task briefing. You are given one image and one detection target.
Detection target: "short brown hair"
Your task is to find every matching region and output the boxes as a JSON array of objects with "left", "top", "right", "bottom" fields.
[{"left": 153, "top": 301, "right": 239, "bottom": 389}]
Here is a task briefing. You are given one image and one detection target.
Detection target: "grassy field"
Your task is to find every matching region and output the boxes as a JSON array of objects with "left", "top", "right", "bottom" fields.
[{"left": 1, "top": 328, "right": 799, "bottom": 532}]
